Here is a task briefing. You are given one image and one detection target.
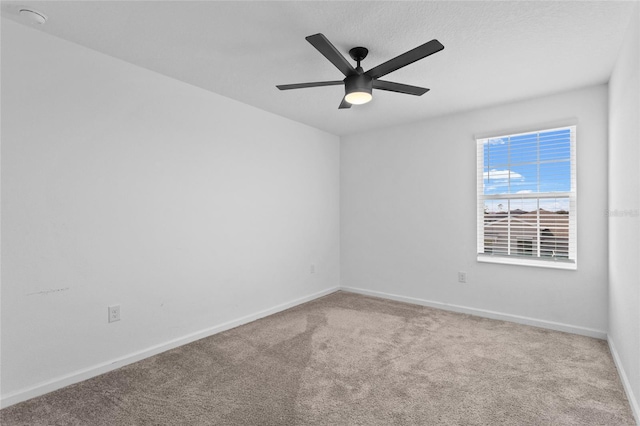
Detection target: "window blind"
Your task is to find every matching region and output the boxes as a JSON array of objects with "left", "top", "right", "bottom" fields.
[{"left": 476, "top": 126, "right": 576, "bottom": 267}]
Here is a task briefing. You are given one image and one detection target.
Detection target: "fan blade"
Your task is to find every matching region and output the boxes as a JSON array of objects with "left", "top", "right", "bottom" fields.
[
  {"left": 306, "top": 33, "right": 356, "bottom": 77},
  {"left": 365, "top": 39, "right": 444, "bottom": 79},
  {"left": 339, "top": 97, "right": 352, "bottom": 109},
  {"left": 373, "top": 80, "right": 430, "bottom": 96},
  {"left": 276, "top": 81, "right": 343, "bottom": 90}
]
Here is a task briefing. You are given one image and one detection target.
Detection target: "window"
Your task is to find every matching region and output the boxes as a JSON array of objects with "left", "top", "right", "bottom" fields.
[{"left": 476, "top": 126, "right": 576, "bottom": 269}]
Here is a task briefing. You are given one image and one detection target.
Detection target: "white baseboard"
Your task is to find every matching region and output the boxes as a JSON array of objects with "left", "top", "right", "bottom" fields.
[
  {"left": 0, "top": 286, "right": 340, "bottom": 409},
  {"left": 608, "top": 337, "right": 640, "bottom": 425},
  {"left": 0, "top": 285, "right": 617, "bottom": 411},
  {"left": 341, "top": 286, "right": 607, "bottom": 340}
]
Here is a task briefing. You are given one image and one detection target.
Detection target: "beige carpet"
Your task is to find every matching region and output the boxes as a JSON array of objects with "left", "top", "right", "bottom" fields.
[{"left": 1, "top": 291, "right": 635, "bottom": 425}]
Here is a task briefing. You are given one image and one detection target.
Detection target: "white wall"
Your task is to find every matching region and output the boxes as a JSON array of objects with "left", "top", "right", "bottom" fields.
[
  {"left": 1, "top": 19, "right": 340, "bottom": 403},
  {"left": 341, "top": 85, "right": 609, "bottom": 337},
  {"left": 608, "top": 3, "right": 640, "bottom": 421}
]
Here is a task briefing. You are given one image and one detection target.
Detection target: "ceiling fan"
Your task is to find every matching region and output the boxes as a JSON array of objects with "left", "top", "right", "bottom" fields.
[{"left": 276, "top": 33, "right": 444, "bottom": 109}]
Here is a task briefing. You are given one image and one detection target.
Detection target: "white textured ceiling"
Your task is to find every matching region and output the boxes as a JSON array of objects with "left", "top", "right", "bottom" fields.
[{"left": 1, "top": 1, "right": 635, "bottom": 136}]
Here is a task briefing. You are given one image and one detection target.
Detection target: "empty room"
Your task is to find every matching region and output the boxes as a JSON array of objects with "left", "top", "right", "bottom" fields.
[{"left": 1, "top": 1, "right": 639, "bottom": 425}]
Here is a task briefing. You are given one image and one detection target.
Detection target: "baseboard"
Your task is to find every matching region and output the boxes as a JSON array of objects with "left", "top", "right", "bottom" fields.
[
  {"left": 341, "top": 286, "right": 607, "bottom": 340},
  {"left": 608, "top": 337, "right": 640, "bottom": 425},
  {"left": 0, "top": 286, "right": 340, "bottom": 409},
  {"left": 0, "top": 285, "right": 613, "bottom": 410}
]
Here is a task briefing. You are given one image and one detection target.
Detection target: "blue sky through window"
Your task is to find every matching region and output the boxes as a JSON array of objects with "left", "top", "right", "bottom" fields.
[{"left": 483, "top": 128, "right": 571, "bottom": 212}]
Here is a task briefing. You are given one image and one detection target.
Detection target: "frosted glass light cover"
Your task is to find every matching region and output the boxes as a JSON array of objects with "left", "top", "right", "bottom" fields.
[{"left": 345, "top": 91, "right": 372, "bottom": 105}]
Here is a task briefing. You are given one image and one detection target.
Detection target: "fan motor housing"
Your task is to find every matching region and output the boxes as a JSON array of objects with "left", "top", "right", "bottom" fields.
[{"left": 344, "top": 73, "right": 373, "bottom": 96}]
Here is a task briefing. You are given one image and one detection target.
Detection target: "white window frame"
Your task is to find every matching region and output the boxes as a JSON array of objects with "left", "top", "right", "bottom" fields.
[{"left": 476, "top": 125, "right": 577, "bottom": 270}]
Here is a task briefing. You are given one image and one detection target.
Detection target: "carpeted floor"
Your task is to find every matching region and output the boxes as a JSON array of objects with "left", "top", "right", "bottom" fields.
[{"left": 1, "top": 291, "right": 636, "bottom": 425}]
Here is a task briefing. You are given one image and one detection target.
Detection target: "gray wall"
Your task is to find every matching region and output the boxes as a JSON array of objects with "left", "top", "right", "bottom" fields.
[
  {"left": 608, "top": 3, "right": 640, "bottom": 420},
  {"left": 1, "top": 19, "right": 340, "bottom": 402},
  {"left": 341, "top": 85, "right": 609, "bottom": 337}
]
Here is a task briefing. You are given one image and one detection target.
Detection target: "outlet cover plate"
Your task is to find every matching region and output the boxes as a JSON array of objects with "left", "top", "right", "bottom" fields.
[{"left": 108, "top": 305, "right": 120, "bottom": 323}]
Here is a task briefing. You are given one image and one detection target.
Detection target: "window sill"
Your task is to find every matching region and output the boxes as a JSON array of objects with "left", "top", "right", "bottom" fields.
[{"left": 477, "top": 254, "right": 577, "bottom": 270}]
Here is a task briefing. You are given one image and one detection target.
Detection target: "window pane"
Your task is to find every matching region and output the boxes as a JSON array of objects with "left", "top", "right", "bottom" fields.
[
  {"left": 539, "top": 206, "right": 570, "bottom": 259},
  {"left": 482, "top": 198, "right": 570, "bottom": 259},
  {"left": 509, "top": 134, "right": 538, "bottom": 165},
  {"left": 483, "top": 130, "right": 572, "bottom": 195},
  {"left": 483, "top": 199, "right": 510, "bottom": 255},
  {"left": 539, "top": 161, "right": 570, "bottom": 192},
  {"left": 539, "top": 129, "right": 571, "bottom": 163},
  {"left": 483, "top": 167, "right": 519, "bottom": 195},
  {"left": 508, "top": 164, "right": 537, "bottom": 194},
  {"left": 483, "top": 138, "right": 509, "bottom": 168}
]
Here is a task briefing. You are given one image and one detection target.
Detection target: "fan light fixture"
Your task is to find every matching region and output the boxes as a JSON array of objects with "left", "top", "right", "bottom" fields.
[
  {"left": 344, "top": 72, "right": 373, "bottom": 105},
  {"left": 345, "top": 91, "right": 372, "bottom": 105}
]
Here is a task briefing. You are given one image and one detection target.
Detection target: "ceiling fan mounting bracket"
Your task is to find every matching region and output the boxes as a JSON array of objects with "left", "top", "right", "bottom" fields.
[{"left": 348, "top": 47, "right": 369, "bottom": 63}]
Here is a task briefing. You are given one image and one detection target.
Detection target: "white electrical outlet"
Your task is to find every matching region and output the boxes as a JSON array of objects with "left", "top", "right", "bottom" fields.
[
  {"left": 458, "top": 272, "right": 467, "bottom": 283},
  {"left": 310, "top": 264, "right": 316, "bottom": 274},
  {"left": 108, "top": 305, "right": 120, "bottom": 323}
]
